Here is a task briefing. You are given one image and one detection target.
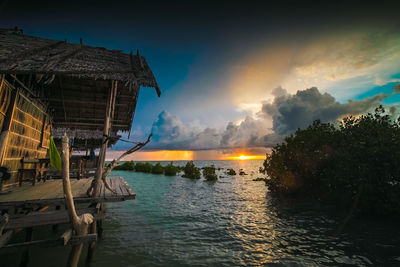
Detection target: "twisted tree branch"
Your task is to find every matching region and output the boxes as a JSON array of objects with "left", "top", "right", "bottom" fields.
[{"left": 87, "top": 134, "right": 152, "bottom": 196}]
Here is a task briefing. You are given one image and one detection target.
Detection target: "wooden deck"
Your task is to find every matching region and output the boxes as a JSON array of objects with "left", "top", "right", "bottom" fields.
[{"left": 0, "top": 176, "right": 135, "bottom": 209}]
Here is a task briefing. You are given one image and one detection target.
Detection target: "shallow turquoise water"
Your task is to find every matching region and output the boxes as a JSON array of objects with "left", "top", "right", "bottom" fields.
[
  {"left": 2, "top": 160, "right": 399, "bottom": 266},
  {"left": 92, "top": 160, "right": 399, "bottom": 266}
]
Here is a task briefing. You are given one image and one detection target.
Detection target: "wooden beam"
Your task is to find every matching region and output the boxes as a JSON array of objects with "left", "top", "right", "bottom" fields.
[
  {"left": 0, "top": 194, "right": 135, "bottom": 210},
  {"left": 4, "top": 209, "right": 105, "bottom": 230},
  {"left": 49, "top": 98, "right": 104, "bottom": 105},
  {"left": 53, "top": 122, "right": 129, "bottom": 128},
  {"left": 9, "top": 75, "right": 37, "bottom": 100},
  {"left": 0, "top": 69, "right": 139, "bottom": 75},
  {"left": 93, "top": 80, "right": 118, "bottom": 197},
  {"left": 53, "top": 117, "right": 125, "bottom": 123},
  {"left": 1, "top": 233, "right": 97, "bottom": 249},
  {"left": 1, "top": 238, "right": 61, "bottom": 249}
]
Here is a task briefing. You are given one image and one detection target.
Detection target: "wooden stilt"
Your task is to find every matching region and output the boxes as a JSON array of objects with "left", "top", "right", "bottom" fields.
[
  {"left": 97, "top": 220, "right": 103, "bottom": 239},
  {"left": 97, "top": 203, "right": 104, "bottom": 239},
  {"left": 52, "top": 205, "right": 61, "bottom": 232},
  {"left": 19, "top": 227, "right": 32, "bottom": 267},
  {"left": 87, "top": 202, "right": 102, "bottom": 262},
  {"left": 86, "top": 221, "right": 97, "bottom": 262}
]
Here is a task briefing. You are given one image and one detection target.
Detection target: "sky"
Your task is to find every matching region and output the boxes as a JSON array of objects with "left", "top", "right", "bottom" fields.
[{"left": 1, "top": 0, "right": 400, "bottom": 160}]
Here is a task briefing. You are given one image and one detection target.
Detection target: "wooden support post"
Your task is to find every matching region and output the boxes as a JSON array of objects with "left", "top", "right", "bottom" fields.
[
  {"left": 97, "top": 203, "right": 104, "bottom": 239},
  {"left": 87, "top": 202, "right": 102, "bottom": 262},
  {"left": 52, "top": 205, "right": 61, "bottom": 232},
  {"left": 62, "top": 135, "right": 94, "bottom": 267},
  {"left": 19, "top": 227, "right": 33, "bottom": 267},
  {"left": 86, "top": 220, "right": 97, "bottom": 262},
  {"left": 93, "top": 80, "right": 118, "bottom": 197},
  {"left": 78, "top": 159, "right": 83, "bottom": 180}
]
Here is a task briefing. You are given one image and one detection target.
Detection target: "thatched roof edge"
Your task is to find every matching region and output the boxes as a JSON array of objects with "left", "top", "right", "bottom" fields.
[{"left": 0, "top": 28, "right": 161, "bottom": 96}]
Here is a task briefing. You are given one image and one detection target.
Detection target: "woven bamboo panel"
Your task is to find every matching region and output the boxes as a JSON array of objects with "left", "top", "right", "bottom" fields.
[
  {"left": 2, "top": 87, "right": 50, "bottom": 185},
  {"left": 0, "top": 76, "right": 12, "bottom": 130}
]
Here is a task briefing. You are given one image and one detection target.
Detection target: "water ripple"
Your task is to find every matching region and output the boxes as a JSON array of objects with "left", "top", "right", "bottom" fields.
[{"left": 85, "top": 160, "right": 400, "bottom": 267}]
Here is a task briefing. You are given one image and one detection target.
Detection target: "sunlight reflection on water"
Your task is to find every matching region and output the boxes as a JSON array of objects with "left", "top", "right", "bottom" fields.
[{"left": 88, "top": 160, "right": 400, "bottom": 266}]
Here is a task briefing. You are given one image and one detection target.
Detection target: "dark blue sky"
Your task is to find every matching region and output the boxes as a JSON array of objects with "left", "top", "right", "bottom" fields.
[{"left": 2, "top": 0, "right": 399, "bottom": 152}]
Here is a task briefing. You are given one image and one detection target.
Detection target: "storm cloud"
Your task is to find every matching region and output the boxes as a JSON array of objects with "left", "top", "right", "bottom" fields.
[
  {"left": 262, "top": 87, "right": 389, "bottom": 135},
  {"left": 147, "top": 87, "right": 392, "bottom": 150}
]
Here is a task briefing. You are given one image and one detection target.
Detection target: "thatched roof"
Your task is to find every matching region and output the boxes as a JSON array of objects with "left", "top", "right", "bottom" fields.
[
  {"left": 0, "top": 28, "right": 161, "bottom": 146},
  {"left": 0, "top": 28, "right": 160, "bottom": 96}
]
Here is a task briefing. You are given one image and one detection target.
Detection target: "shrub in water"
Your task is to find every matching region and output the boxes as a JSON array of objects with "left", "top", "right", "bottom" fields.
[
  {"left": 142, "top": 162, "right": 153, "bottom": 173},
  {"left": 203, "top": 165, "right": 218, "bottom": 181},
  {"left": 226, "top": 168, "right": 236, "bottom": 175},
  {"left": 134, "top": 162, "right": 144, "bottom": 172},
  {"left": 164, "top": 162, "right": 179, "bottom": 176},
  {"left": 152, "top": 162, "right": 164, "bottom": 174},
  {"left": 182, "top": 161, "right": 201, "bottom": 179},
  {"left": 113, "top": 161, "right": 135, "bottom": 170},
  {"left": 135, "top": 162, "right": 153, "bottom": 173}
]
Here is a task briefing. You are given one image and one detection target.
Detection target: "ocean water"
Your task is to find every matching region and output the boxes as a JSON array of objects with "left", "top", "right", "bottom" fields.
[{"left": 2, "top": 160, "right": 400, "bottom": 266}]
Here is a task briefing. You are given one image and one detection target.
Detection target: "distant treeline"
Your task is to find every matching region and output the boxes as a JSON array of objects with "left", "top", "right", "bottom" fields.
[
  {"left": 113, "top": 161, "right": 246, "bottom": 181},
  {"left": 114, "top": 161, "right": 181, "bottom": 176},
  {"left": 260, "top": 106, "right": 400, "bottom": 217}
]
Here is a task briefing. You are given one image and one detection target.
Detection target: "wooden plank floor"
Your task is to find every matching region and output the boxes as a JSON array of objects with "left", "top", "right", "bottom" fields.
[{"left": 0, "top": 177, "right": 135, "bottom": 209}]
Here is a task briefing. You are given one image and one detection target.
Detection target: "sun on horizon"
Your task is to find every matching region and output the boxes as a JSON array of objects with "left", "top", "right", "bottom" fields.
[{"left": 226, "top": 154, "right": 265, "bottom": 160}]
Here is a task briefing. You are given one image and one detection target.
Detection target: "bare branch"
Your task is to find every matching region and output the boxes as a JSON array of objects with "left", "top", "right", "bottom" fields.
[{"left": 87, "top": 134, "right": 152, "bottom": 196}]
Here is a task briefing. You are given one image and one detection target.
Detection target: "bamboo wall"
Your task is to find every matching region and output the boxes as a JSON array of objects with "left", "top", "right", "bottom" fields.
[
  {"left": 1, "top": 78, "right": 51, "bottom": 185},
  {"left": 0, "top": 76, "right": 10, "bottom": 130}
]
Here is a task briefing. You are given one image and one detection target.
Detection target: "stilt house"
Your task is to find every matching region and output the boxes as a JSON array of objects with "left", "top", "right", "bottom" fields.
[
  {"left": 0, "top": 27, "right": 160, "bottom": 264},
  {"left": 0, "top": 27, "right": 160, "bottom": 186}
]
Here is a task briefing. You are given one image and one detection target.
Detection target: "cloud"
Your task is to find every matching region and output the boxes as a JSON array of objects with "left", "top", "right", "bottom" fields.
[
  {"left": 149, "top": 111, "right": 270, "bottom": 150},
  {"left": 227, "top": 29, "right": 400, "bottom": 110},
  {"left": 261, "top": 87, "right": 389, "bottom": 135},
  {"left": 147, "top": 87, "right": 391, "bottom": 150}
]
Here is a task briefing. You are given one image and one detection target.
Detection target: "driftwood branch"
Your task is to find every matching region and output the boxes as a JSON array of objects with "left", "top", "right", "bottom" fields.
[
  {"left": 87, "top": 134, "right": 152, "bottom": 196},
  {"left": 62, "top": 135, "right": 94, "bottom": 267}
]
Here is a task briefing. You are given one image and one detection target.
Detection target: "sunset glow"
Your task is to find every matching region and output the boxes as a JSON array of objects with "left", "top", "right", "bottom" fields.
[
  {"left": 225, "top": 155, "right": 265, "bottom": 160},
  {"left": 106, "top": 150, "right": 267, "bottom": 161}
]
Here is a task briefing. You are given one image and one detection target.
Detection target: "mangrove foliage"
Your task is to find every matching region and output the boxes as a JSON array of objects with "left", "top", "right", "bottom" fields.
[
  {"left": 182, "top": 161, "right": 201, "bottom": 179},
  {"left": 202, "top": 165, "right": 218, "bottom": 181},
  {"left": 260, "top": 106, "right": 400, "bottom": 216}
]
